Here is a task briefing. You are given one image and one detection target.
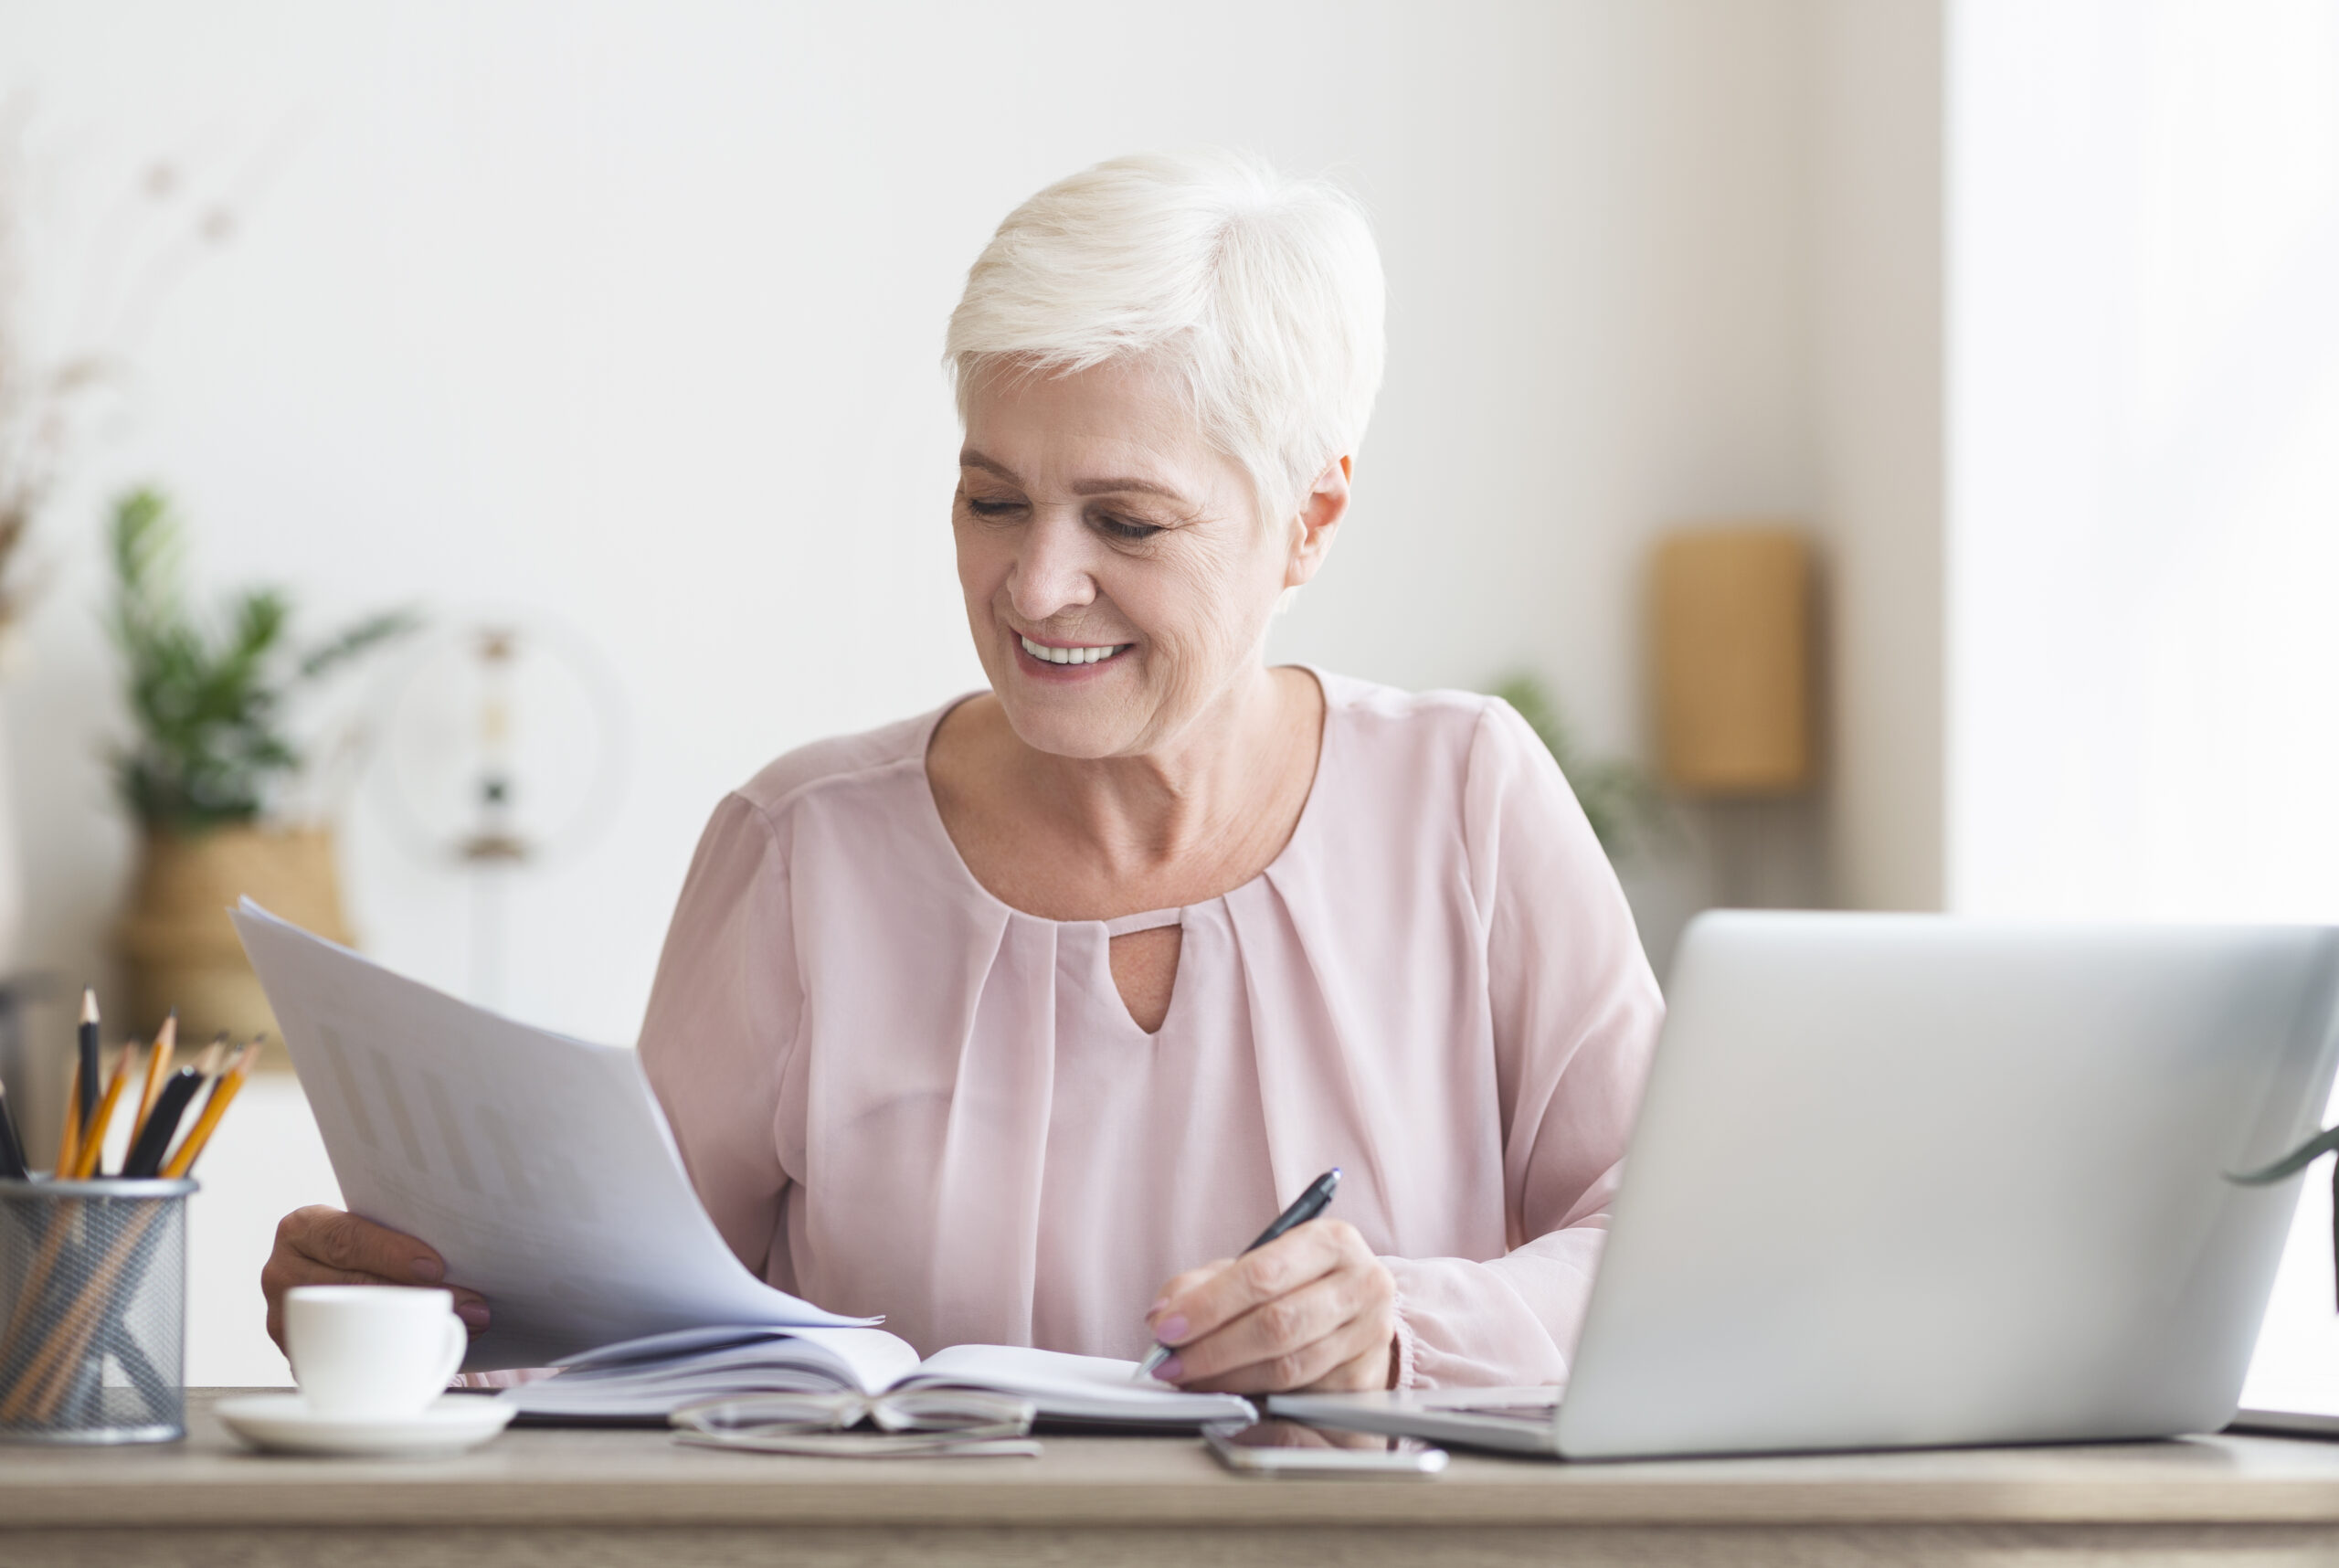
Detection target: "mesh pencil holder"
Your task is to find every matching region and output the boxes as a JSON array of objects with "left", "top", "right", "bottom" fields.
[{"left": 0, "top": 1178, "right": 196, "bottom": 1445}]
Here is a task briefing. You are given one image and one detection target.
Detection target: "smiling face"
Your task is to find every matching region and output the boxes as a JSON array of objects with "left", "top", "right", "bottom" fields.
[{"left": 954, "top": 359, "right": 1333, "bottom": 760}]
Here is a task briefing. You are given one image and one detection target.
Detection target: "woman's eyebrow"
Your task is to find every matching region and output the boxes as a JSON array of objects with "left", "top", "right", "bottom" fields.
[
  {"left": 1070, "top": 476, "right": 1189, "bottom": 503},
  {"left": 959, "top": 449, "right": 1191, "bottom": 505},
  {"left": 958, "top": 449, "right": 1021, "bottom": 482}
]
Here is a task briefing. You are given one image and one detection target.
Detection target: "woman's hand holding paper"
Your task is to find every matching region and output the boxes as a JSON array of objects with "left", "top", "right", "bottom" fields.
[
  {"left": 1143, "top": 1220, "right": 1397, "bottom": 1393},
  {"left": 261, "top": 1205, "right": 490, "bottom": 1353}
]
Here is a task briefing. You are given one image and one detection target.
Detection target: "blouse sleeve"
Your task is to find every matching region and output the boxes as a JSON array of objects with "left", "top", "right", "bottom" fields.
[
  {"left": 636, "top": 791, "right": 802, "bottom": 1282},
  {"left": 1378, "top": 700, "right": 1664, "bottom": 1389}
]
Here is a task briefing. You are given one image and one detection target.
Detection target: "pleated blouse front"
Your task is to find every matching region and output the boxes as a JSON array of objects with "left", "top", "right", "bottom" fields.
[{"left": 638, "top": 671, "right": 1662, "bottom": 1387}]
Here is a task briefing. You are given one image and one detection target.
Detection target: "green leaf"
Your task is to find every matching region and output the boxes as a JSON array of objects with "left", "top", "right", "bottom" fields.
[
  {"left": 102, "top": 486, "right": 418, "bottom": 833},
  {"left": 2227, "top": 1125, "right": 2339, "bottom": 1184},
  {"left": 298, "top": 608, "right": 420, "bottom": 681}
]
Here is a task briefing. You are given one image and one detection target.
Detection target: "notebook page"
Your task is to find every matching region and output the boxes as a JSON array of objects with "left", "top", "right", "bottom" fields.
[
  {"left": 558, "top": 1329, "right": 918, "bottom": 1393},
  {"left": 557, "top": 1324, "right": 918, "bottom": 1388},
  {"left": 232, "top": 900, "right": 879, "bottom": 1369},
  {"left": 896, "top": 1343, "right": 1254, "bottom": 1424},
  {"left": 509, "top": 1330, "right": 922, "bottom": 1419}
]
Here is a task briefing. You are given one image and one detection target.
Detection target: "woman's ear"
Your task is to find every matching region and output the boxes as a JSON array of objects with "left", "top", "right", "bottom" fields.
[{"left": 1284, "top": 455, "right": 1352, "bottom": 590}]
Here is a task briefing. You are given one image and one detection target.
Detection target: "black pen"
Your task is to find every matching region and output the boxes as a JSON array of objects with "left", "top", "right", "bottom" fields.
[{"left": 1137, "top": 1166, "right": 1341, "bottom": 1380}]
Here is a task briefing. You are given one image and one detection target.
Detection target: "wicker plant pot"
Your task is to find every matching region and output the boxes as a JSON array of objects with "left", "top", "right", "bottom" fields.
[{"left": 113, "top": 824, "right": 352, "bottom": 1054}]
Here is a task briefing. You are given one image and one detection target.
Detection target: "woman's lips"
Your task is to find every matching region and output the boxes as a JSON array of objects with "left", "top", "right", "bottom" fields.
[
  {"left": 1017, "top": 632, "right": 1131, "bottom": 666},
  {"left": 1013, "top": 632, "right": 1132, "bottom": 678}
]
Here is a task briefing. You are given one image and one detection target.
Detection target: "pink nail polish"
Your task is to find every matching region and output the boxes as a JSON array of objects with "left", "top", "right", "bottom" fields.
[
  {"left": 1156, "top": 1355, "right": 1183, "bottom": 1382},
  {"left": 1154, "top": 1313, "right": 1188, "bottom": 1343}
]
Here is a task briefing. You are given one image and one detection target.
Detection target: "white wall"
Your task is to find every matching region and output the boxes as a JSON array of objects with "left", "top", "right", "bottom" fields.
[
  {"left": 1810, "top": 0, "right": 1946, "bottom": 913},
  {"left": 0, "top": 0, "right": 1832, "bottom": 1383},
  {"left": 1950, "top": 0, "right": 2339, "bottom": 923}
]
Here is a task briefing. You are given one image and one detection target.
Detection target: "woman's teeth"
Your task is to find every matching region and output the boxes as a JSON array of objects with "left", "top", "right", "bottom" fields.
[{"left": 1020, "top": 635, "right": 1128, "bottom": 666}]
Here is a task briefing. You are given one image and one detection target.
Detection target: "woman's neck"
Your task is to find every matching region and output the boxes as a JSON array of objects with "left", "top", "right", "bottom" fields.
[{"left": 927, "top": 664, "right": 1327, "bottom": 921}]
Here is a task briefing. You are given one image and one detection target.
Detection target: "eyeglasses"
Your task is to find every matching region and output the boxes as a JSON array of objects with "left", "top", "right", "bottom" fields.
[{"left": 670, "top": 1388, "right": 1040, "bottom": 1457}]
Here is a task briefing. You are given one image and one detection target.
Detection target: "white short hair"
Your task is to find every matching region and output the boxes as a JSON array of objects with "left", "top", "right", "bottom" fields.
[{"left": 946, "top": 149, "right": 1387, "bottom": 524}]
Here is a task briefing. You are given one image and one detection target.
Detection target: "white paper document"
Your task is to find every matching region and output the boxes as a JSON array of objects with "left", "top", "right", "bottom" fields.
[{"left": 231, "top": 899, "right": 877, "bottom": 1369}]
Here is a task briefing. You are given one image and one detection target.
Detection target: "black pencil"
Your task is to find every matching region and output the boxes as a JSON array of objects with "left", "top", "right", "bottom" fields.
[
  {"left": 75, "top": 988, "right": 98, "bottom": 1138},
  {"left": 122, "top": 1069, "right": 202, "bottom": 1181},
  {"left": 0, "top": 1078, "right": 26, "bottom": 1181}
]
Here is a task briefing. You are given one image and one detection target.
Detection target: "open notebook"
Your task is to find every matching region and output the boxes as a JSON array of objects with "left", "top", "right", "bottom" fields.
[{"left": 502, "top": 1323, "right": 1255, "bottom": 1428}]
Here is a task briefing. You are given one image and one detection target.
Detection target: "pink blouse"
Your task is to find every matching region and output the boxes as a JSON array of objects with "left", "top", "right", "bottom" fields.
[{"left": 637, "top": 671, "right": 1661, "bottom": 1388}]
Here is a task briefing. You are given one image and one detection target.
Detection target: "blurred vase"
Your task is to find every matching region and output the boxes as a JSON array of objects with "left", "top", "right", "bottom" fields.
[{"left": 114, "top": 825, "right": 351, "bottom": 1051}]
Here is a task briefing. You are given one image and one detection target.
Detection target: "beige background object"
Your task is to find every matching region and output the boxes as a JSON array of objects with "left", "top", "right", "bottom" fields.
[
  {"left": 1653, "top": 528, "right": 1814, "bottom": 796},
  {"left": 114, "top": 826, "right": 352, "bottom": 1062}
]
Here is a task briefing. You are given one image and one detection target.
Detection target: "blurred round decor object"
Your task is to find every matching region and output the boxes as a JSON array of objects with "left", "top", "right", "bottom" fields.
[{"left": 113, "top": 824, "right": 351, "bottom": 1056}]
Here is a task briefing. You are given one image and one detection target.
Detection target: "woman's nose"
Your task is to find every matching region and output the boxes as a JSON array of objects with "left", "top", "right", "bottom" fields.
[{"left": 1007, "top": 511, "right": 1098, "bottom": 622}]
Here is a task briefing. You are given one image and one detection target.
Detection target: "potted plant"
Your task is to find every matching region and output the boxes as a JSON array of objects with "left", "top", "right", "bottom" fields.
[{"left": 106, "top": 487, "right": 416, "bottom": 1042}]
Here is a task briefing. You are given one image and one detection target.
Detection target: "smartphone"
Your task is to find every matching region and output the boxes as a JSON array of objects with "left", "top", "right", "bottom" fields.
[{"left": 1202, "top": 1419, "right": 1447, "bottom": 1477}]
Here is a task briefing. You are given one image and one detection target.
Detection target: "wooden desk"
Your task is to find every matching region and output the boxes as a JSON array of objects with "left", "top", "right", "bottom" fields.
[{"left": 5, "top": 1392, "right": 2339, "bottom": 1566}]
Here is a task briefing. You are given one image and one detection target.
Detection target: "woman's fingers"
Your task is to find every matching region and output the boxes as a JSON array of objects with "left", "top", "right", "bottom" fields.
[
  {"left": 1170, "top": 1290, "right": 1388, "bottom": 1393},
  {"left": 1148, "top": 1221, "right": 1349, "bottom": 1347},
  {"left": 1166, "top": 1266, "right": 1359, "bottom": 1378},
  {"left": 1151, "top": 1257, "right": 1235, "bottom": 1311},
  {"left": 287, "top": 1206, "right": 448, "bottom": 1286},
  {"left": 450, "top": 1287, "right": 491, "bottom": 1334},
  {"left": 1145, "top": 1220, "right": 1396, "bottom": 1393}
]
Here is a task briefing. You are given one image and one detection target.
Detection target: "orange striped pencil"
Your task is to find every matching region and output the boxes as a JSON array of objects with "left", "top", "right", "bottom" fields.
[
  {"left": 69, "top": 1045, "right": 139, "bottom": 1180},
  {"left": 54, "top": 1059, "right": 80, "bottom": 1181},
  {"left": 164, "top": 1041, "right": 261, "bottom": 1178},
  {"left": 131, "top": 1013, "right": 179, "bottom": 1142}
]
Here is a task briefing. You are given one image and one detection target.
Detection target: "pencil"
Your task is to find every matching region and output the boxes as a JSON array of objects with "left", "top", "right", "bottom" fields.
[
  {"left": 164, "top": 1041, "right": 260, "bottom": 1177},
  {"left": 120, "top": 1070, "right": 201, "bottom": 1181},
  {"left": 69, "top": 1045, "right": 138, "bottom": 1181},
  {"left": 0, "top": 1078, "right": 27, "bottom": 1180},
  {"left": 132, "top": 1013, "right": 178, "bottom": 1142},
  {"left": 54, "top": 1058, "right": 80, "bottom": 1181},
  {"left": 75, "top": 988, "right": 98, "bottom": 1138}
]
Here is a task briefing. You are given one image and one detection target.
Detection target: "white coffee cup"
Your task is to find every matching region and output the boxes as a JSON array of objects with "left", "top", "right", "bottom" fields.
[{"left": 285, "top": 1285, "right": 469, "bottom": 1419}]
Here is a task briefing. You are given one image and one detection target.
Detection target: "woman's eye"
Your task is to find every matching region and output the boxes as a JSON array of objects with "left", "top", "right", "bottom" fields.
[
  {"left": 1095, "top": 514, "right": 1164, "bottom": 541},
  {"left": 965, "top": 497, "right": 1023, "bottom": 519}
]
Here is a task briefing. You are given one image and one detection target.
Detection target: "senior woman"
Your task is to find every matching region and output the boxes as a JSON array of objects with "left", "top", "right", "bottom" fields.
[{"left": 261, "top": 150, "right": 1661, "bottom": 1394}]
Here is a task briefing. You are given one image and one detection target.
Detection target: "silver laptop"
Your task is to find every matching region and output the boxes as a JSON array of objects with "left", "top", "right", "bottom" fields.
[{"left": 1277, "top": 912, "right": 2339, "bottom": 1459}]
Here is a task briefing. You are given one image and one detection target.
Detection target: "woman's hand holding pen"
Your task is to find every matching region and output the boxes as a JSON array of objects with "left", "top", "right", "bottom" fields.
[
  {"left": 261, "top": 1206, "right": 491, "bottom": 1354},
  {"left": 1143, "top": 1219, "right": 1398, "bottom": 1393}
]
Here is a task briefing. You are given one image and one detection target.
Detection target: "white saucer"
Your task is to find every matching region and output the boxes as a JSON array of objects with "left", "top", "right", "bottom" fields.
[{"left": 216, "top": 1393, "right": 515, "bottom": 1457}]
